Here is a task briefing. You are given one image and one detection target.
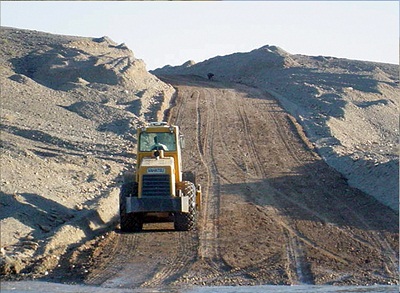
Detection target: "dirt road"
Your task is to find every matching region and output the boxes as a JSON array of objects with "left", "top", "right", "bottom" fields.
[{"left": 56, "top": 75, "right": 398, "bottom": 290}]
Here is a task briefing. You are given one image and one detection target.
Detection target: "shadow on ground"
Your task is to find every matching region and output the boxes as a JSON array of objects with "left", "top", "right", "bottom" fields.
[{"left": 221, "top": 158, "right": 398, "bottom": 234}]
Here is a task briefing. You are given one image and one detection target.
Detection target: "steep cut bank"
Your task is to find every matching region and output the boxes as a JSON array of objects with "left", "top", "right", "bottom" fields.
[
  {"left": 153, "top": 45, "right": 399, "bottom": 211},
  {"left": 0, "top": 27, "right": 174, "bottom": 276}
]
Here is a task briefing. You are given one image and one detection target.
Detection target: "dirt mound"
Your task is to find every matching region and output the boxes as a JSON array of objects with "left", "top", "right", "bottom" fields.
[
  {"left": 0, "top": 27, "right": 175, "bottom": 278},
  {"left": 7, "top": 29, "right": 167, "bottom": 94},
  {"left": 153, "top": 46, "right": 399, "bottom": 211}
]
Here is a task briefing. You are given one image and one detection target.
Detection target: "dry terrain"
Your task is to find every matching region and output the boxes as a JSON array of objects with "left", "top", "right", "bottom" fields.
[
  {"left": 0, "top": 27, "right": 174, "bottom": 278},
  {"left": 0, "top": 27, "right": 398, "bottom": 291},
  {"left": 154, "top": 46, "right": 399, "bottom": 212},
  {"left": 51, "top": 75, "right": 397, "bottom": 290}
]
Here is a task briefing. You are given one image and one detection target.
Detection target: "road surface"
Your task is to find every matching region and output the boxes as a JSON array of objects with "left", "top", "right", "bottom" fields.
[{"left": 51, "top": 75, "right": 398, "bottom": 290}]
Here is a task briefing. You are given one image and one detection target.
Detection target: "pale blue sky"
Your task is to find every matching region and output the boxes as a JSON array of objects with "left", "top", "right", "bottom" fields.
[{"left": 1, "top": 1, "right": 399, "bottom": 70}]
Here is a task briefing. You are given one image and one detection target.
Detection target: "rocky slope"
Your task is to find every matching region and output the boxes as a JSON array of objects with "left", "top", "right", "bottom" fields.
[
  {"left": 153, "top": 45, "right": 399, "bottom": 211},
  {"left": 0, "top": 27, "right": 174, "bottom": 276}
]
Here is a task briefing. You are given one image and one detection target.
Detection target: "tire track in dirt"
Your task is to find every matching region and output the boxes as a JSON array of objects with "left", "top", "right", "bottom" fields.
[
  {"left": 140, "top": 231, "right": 197, "bottom": 288},
  {"left": 164, "top": 84, "right": 227, "bottom": 285},
  {"left": 175, "top": 85, "right": 310, "bottom": 285},
  {"left": 177, "top": 83, "right": 315, "bottom": 285},
  {"left": 85, "top": 233, "right": 139, "bottom": 286},
  {"left": 216, "top": 86, "right": 396, "bottom": 284},
  {"left": 171, "top": 84, "right": 253, "bottom": 285},
  {"left": 195, "top": 89, "right": 228, "bottom": 274},
  {"left": 259, "top": 95, "right": 398, "bottom": 278},
  {"left": 250, "top": 89, "right": 398, "bottom": 283},
  {"left": 172, "top": 86, "right": 221, "bottom": 270},
  {"left": 236, "top": 101, "right": 264, "bottom": 178},
  {"left": 230, "top": 94, "right": 314, "bottom": 284},
  {"left": 97, "top": 230, "right": 198, "bottom": 289},
  {"left": 246, "top": 176, "right": 397, "bottom": 282},
  {"left": 256, "top": 98, "right": 321, "bottom": 284}
]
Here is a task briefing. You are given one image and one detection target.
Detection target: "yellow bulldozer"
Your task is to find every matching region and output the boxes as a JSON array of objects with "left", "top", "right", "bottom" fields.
[{"left": 119, "top": 122, "right": 201, "bottom": 232}]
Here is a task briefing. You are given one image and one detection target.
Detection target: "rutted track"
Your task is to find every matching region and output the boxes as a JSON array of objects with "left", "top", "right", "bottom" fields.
[{"left": 78, "top": 75, "right": 398, "bottom": 290}]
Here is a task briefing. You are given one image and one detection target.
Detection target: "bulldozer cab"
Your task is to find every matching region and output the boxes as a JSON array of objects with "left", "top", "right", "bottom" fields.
[
  {"left": 139, "top": 132, "right": 176, "bottom": 151},
  {"left": 136, "top": 122, "right": 183, "bottom": 184}
]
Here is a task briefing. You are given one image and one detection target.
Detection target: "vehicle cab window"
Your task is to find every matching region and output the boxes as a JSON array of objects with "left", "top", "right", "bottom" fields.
[{"left": 139, "top": 132, "right": 177, "bottom": 152}]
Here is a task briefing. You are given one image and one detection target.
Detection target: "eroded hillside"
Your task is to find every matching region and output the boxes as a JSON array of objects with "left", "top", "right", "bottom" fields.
[{"left": 0, "top": 27, "right": 174, "bottom": 275}]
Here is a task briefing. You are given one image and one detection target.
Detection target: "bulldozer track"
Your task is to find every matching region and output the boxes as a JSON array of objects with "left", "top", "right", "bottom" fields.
[
  {"left": 257, "top": 94, "right": 397, "bottom": 267},
  {"left": 168, "top": 84, "right": 235, "bottom": 284},
  {"left": 140, "top": 231, "right": 198, "bottom": 288},
  {"left": 195, "top": 86, "right": 313, "bottom": 284},
  {"left": 232, "top": 94, "right": 313, "bottom": 283},
  {"left": 85, "top": 233, "right": 139, "bottom": 286},
  {"left": 236, "top": 103, "right": 264, "bottom": 177},
  {"left": 271, "top": 105, "right": 398, "bottom": 272},
  {"left": 245, "top": 90, "right": 398, "bottom": 281},
  {"left": 169, "top": 87, "right": 215, "bottom": 260},
  {"left": 81, "top": 76, "right": 398, "bottom": 289},
  {"left": 196, "top": 89, "right": 225, "bottom": 269}
]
